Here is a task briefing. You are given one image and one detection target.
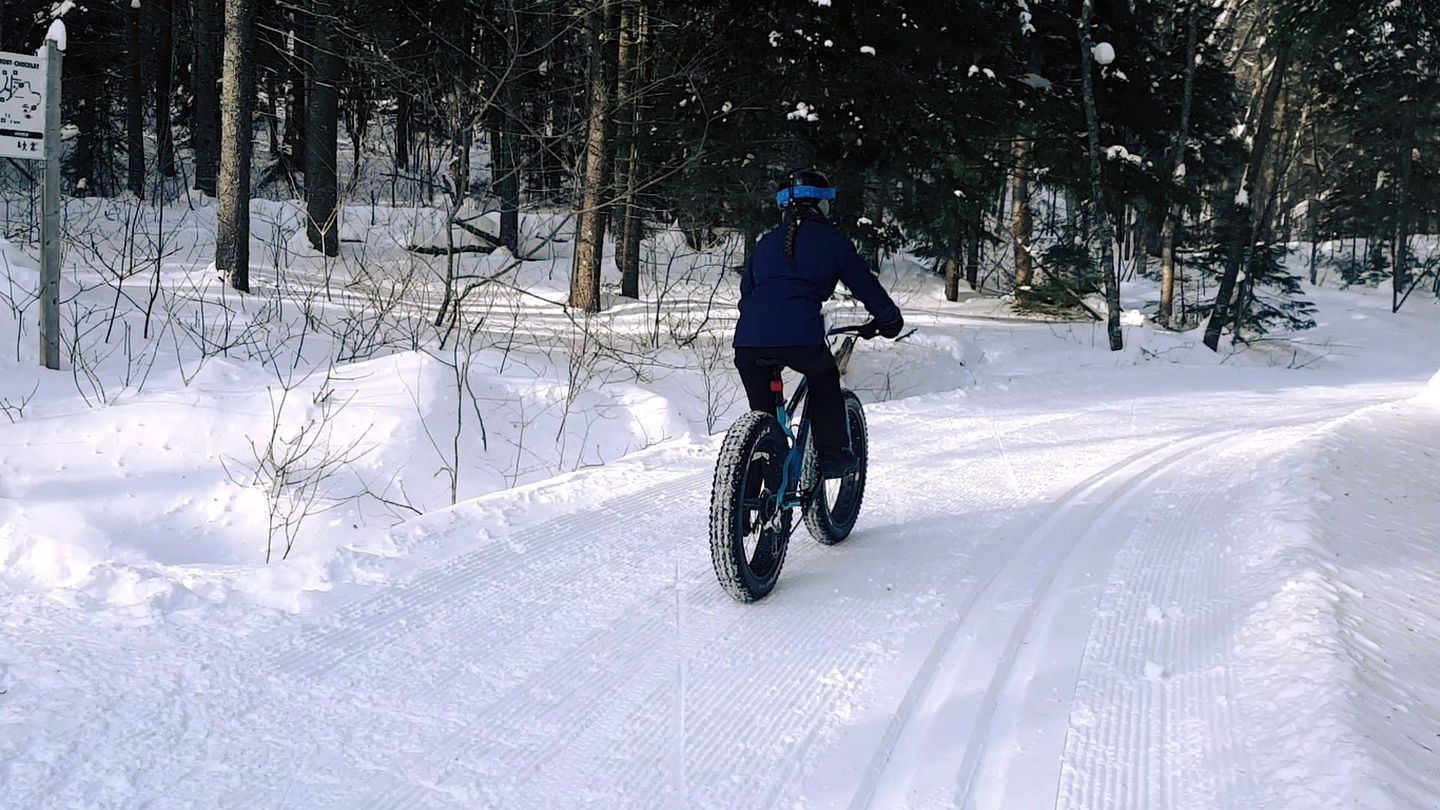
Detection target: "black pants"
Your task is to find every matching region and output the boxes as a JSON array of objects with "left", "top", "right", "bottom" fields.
[{"left": 734, "top": 345, "right": 847, "bottom": 451}]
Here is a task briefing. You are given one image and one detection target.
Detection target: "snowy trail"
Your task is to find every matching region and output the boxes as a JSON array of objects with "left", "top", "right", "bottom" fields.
[
  {"left": 855, "top": 430, "right": 1235, "bottom": 809},
  {"left": 2, "top": 373, "right": 1428, "bottom": 809}
]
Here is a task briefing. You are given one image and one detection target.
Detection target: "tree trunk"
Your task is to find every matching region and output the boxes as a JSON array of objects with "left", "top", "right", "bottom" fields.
[
  {"left": 1307, "top": 113, "right": 1326, "bottom": 287},
  {"left": 217, "top": 0, "right": 256, "bottom": 292},
  {"left": 570, "top": 0, "right": 614, "bottom": 314},
  {"left": 284, "top": 6, "right": 309, "bottom": 169},
  {"left": 533, "top": 3, "right": 564, "bottom": 201},
  {"left": 71, "top": 43, "right": 99, "bottom": 196},
  {"left": 944, "top": 256, "right": 961, "bottom": 301},
  {"left": 495, "top": 6, "right": 523, "bottom": 254},
  {"left": 261, "top": 21, "right": 284, "bottom": 160},
  {"left": 305, "top": 0, "right": 340, "bottom": 257},
  {"left": 155, "top": 0, "right": 176, "bottom": 178},
  {"left": 344, "top": 72, "right": 368, "bottom": 188},
  {"left": 1159, "top": 212, "right": 1178, "bottom": 324},
  {"left": 624, "top": 1, "right": 650, "bottom": 298},
  {"left": 1204, "top": 40, "right": 1292, "bottom": 351},
  {"left": 126, "top": 2, "right": 146, "bottom": 199},
  {"left": 1011, "top": 136, "right": 1033, "bottom": 288},
  {"left": 1159, "top": 7, "right": 1198, "bottom": 326},
  {"left": 967, "top": 205, "right": 982, "bottom": 290},
  {"left": 614, "top": 0, "right": 642, "bottom": 299},
  {"left": 395, "top": 89, "right": 412, "bottom": 172},
  {"left": 863, "top": 171, "right": 882, "bottom": 270},
  {"left": 192, "top": 0, "right": 222, "bottom": 195},
  {"left": 1080, "top": 0, "right": 1122, "bottom": 351},
  {"left": 1391, "top": 72, "right": 1416, "bottom": 312}
]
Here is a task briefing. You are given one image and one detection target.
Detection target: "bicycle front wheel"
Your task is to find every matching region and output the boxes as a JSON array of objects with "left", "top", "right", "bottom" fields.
[
  {"left": 710, "top": 411, "right": 793, "bottom": 602},
  {"left": 804, "top": 390, "right": 868, "bottom": 545}
]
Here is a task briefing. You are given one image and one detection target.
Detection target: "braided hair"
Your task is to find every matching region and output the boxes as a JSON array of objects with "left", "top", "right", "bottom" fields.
[
  {"left": 776, "top": 168, "right": 834, "bottom": 259},
  {"left": 782, "top": 203, "right": 810, "bottom": 258}
]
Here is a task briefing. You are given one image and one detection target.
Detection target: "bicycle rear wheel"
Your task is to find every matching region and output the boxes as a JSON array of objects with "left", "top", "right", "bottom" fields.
[
  {"left": 710, "top": 411, "right": 793, "bottom": 602},
  {"left": 804, "top": 390, "right": 867, "bottom": 545}
]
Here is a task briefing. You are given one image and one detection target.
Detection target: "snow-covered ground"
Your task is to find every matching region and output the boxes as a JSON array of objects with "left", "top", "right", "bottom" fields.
[{"left": 1, "top": 203, "right": 1438, "bottom": 808}]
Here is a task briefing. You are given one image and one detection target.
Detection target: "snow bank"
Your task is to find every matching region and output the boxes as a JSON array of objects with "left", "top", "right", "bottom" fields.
[
  {"left": 1230, "top": 401, "right": 1440, "bottom": 807},
  {"left": 1418, "top": 368, "right": 1440, "bottom": 405}
]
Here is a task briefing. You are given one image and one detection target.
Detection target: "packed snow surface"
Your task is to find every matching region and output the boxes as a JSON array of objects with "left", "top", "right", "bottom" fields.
[{"left": 1, "top": 201, "right": 1438, "bottom": 809}]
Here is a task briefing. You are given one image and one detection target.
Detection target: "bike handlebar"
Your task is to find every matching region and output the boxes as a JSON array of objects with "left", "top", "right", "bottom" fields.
[
  {"left": 828, "top": 322, "right": 880, "bottom": 339},
  {"left": 827, "top": 321, "right": 916, "bottom": 341}
]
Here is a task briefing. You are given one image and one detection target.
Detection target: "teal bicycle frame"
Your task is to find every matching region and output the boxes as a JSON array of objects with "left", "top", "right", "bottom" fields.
[{"left": 761, "top": 327, "right": 864, "bottom": 515}]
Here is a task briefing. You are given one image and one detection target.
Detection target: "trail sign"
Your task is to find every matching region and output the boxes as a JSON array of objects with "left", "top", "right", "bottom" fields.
[{"left": 0, "top": 50, "right": 46, "bottom": 161}]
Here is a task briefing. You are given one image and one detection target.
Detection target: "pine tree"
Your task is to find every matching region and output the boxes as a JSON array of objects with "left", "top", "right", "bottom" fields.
[
  {"left": 192, "top": 0, "right": 222, "bottom": 195},
  {"left": 570, "top": 0, "right": 614, "bottom": 314},
  {"left": 155, "top": 0, "right": 177, "bottom": 178},
  {"left": 305, "top": 0, "right": 340, "bottom": 257},
  {"left": 125, "top": 0, "right": 145, "bottom": 199}
]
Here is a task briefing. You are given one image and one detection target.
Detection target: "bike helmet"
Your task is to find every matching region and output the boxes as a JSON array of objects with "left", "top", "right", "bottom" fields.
[{"left": 775, "top": 167, "right": 836, "bottom": 212}]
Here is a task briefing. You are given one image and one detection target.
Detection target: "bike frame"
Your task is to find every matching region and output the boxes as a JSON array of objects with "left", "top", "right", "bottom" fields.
[{"left": 766, "top": 332, "right": 861, "bottom": 512}]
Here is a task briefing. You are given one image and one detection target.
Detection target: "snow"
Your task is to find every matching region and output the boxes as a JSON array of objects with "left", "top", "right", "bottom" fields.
[
  {"left": 1020, "top": 72, "right": 1052, "bottom": 91},
  {"left": 1105, "top": 144, "right": 1144, "bottom": 166},
  {"left": 3, "top": 190, "right": 1440, "bottom": 807},
  {"left": 44, "top": 19, "right": 66, "bottom": 51},
  {"left": 788, "top": 101, "right": 819, "bottom": 122}
]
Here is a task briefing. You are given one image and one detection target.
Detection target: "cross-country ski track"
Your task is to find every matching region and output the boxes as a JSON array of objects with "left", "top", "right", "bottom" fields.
[{"left": 4, "top": 368, "right": 1435, "bottom": 809}]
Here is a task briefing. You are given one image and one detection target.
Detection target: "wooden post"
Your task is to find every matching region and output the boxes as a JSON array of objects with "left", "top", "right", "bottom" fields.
[{"left": 39, "top": 39, "right": 62, "bottom": 370}]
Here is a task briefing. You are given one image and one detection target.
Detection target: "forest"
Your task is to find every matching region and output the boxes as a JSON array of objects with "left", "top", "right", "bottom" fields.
[
  {"left": 1, "top": 0, "right": 1436, "bottom": 353},
  {"left": 5, "top": 4, "right": 1440, "bottom": 803}
]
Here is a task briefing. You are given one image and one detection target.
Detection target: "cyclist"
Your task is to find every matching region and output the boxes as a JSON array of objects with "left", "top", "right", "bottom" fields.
[{"left": 733, "top": 168, "right": 904, "bottom": 479}]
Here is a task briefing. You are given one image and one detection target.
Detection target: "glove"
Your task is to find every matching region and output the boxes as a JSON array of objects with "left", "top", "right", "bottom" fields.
[
  {"left": 855, "top": 321, "right": 880, "bottom": 339},
  {"left": 876, "top": 310, "right": 904, "bottom": 339}
]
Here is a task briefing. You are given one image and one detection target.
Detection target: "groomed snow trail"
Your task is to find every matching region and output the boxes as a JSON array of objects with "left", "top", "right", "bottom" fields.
[{"left": 1, "top": 374, "right": 1424, "bottom": 809}]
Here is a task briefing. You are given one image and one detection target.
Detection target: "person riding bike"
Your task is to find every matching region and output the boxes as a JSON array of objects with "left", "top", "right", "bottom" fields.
[{"left": 733, "top": 168, "right": 904, "bottom": 479}]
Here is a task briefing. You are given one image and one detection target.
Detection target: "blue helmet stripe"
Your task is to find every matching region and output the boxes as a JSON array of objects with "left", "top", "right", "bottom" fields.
[{"left": 775, "top": 185, "right": 836, "bottom": 209}]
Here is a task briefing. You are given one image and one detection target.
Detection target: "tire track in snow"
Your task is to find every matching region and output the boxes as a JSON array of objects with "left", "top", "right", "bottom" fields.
[
  {"left": 1054, "top": 429, "right": 1315, "bottom": 810},
  {"left": 1055, "top": 449, "right": 1234, "bottom": 809},
  {"left": 256, "top": 404, "right": 1208, "bottom": 808},
  {"left": 319, "top": 407, "right": 1030, "bottom": 808},
  {"left": 484, "top": 410, "right": 1072, "bottom": 808},
  {"left": 358, "top": 609, "right": 682, "bottom": 809},
  {"left": 273, "top": 472, "right": 708, "bottom": 679},
  {"left": 351, "top": 408, "right": 1015, "bottom": 808},
  {"left": 237, "top": 472, "right": 719, "bottom": 807},
  {"left": 852, "top": 430, "right": 1234, "bottom": 810}
]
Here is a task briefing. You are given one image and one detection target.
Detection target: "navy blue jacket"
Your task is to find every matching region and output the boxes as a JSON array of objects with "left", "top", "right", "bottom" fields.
[{"left": 734, "top": 214, "right": 901, "bottom": 347}]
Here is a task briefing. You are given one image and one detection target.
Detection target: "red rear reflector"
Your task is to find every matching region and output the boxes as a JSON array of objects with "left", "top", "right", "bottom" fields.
[{"left": 770, "top": 380, "right": 783, "bottom": 393}]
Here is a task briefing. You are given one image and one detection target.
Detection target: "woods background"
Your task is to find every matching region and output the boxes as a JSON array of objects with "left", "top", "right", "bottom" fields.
[{"left": 1, "top": 0, "right": 1435, "bottom": 352}]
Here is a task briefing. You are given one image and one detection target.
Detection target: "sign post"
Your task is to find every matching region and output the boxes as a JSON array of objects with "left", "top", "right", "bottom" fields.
[
  {"left": 39, "top": 40, "right": 61, "bottom": 370},
  {"left": 0, "top": 34, "right": 61, "bottom": 368}
]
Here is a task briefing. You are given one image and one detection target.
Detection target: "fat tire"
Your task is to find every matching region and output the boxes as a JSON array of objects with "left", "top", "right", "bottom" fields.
[
  {"left": 709, "top": 411, "right": 792, "bottom": 602},
  {"left": 804, "top": 390, "right": 867, "bottom": 545}
]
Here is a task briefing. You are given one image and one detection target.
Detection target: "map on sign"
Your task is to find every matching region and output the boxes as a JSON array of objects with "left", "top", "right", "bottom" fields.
[{"left": 0, "top": 50, "right": 46, "bottom": 161}]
